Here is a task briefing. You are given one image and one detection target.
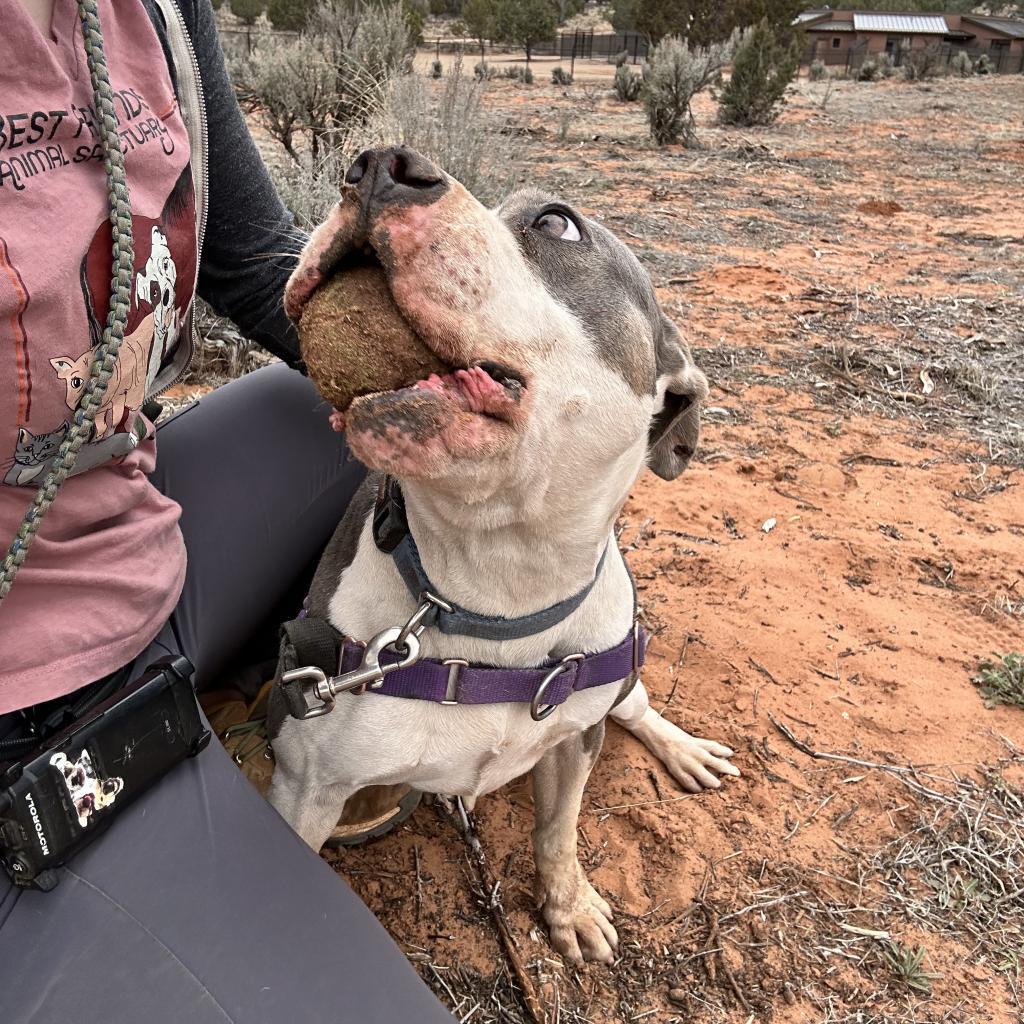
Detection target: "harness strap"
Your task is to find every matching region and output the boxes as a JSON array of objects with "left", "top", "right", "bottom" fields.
[
  {"left": 272, "top": 612, "right": 647, "bottom": 722},
  {"left": 341, "top": 625, "right": 646, "bottom": 707},
  {"left": 275, "top": 617, "right": 345, "bottom": 721}
]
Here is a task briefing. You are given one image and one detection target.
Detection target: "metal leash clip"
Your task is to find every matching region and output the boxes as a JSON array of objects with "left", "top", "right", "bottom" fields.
[{"left": 285, "top": 596, "right": 448, "bottom": 720}]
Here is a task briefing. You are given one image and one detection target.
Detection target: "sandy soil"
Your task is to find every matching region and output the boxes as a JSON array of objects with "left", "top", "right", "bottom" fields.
[{"left": 260, "top": 75, "right": 1023, "bottom": 1023}]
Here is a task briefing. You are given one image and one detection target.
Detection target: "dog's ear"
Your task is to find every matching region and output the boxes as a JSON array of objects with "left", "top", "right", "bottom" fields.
[{"left": 647, "top": 315, "right": 708, "bottom": 481}]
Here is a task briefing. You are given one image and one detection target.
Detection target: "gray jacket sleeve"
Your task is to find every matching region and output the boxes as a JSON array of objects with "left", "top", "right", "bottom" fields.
[{"left": 168, "top": 0, "right": 305, "bottom": 366}]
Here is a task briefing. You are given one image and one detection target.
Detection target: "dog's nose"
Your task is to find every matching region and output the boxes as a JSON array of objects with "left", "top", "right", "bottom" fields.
[{"left": 345, "top": 146, "right": 446, "bottom": 206}]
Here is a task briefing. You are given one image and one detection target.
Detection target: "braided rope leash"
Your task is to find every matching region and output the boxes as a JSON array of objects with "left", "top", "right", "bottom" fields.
[{"left": 0, "top": 0, "right": 134, "bottom": 603}]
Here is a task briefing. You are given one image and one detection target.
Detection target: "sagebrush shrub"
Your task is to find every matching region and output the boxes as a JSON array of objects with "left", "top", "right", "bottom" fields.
[
  {"left": 858, "top": 57, "right": 880, "bottom": 82},
  {"left": 501, "top": 65, "right": 534, "bottom": 84},
  {"left": 949, "top": 51, "right": 972, "bottom": 76},
  {"left": 230, "top": 36, "right": 337, "bottom": 162},
  {"left": 975, "top": 53, "right": 994, "bottom": 75},
  {"left": 474, "top": 60, "right": 496, "bottom": 80},
  {"left": 902, "top": 43, "right": 944, "bottom": 81},
  {"left": 718, "top": 19, "right": 800, "bottom": 127},
  {"left": 362, "top": 55, "right": 517, "bottom": 203},
  {"left": 551, "top": 66, "right": 573, "bottom": 85},
  {"left": 809, "top": 59, "right": 827, "bottom": 82},
  {"left": 643, "top": 33, "right": 736, "bottom": 146},
  {"left": 613, "top": 63, "right": 642, "bottom": 101},
  {"left": 430, "top": 58, "right": 443, "bottom": 78},
  {"left": 231, "top": 1, "right": 415, "bottom": 163}
]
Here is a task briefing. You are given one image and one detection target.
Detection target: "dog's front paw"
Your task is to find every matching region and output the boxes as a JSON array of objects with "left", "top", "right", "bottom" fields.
[
  {"left": 661, "top": 730, "right": 740, "bottom": 793},
  {"left": 537, "top": 866, "right": 618, "bottom": 965}
]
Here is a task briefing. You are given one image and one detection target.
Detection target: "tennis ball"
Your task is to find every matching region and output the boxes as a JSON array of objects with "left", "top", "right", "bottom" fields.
[{"left": 298, "top": 264, "right": 448, "bottom": 411}]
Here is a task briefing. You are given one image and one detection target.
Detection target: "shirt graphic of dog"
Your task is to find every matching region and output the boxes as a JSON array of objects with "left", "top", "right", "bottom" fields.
[
  {"left": 135, "top": 225, "right": 180, "bottom": 386},
  {"left": 50, "top": 750, "right": 125, "bottom": 829}
]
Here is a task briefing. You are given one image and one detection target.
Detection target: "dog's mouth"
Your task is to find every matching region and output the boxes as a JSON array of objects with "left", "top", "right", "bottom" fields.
[{"left": 291, "top": 242, "right": 528, "bottom": 434}]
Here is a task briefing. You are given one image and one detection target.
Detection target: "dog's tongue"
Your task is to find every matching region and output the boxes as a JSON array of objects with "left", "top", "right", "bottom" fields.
[{"left": 298, "top": 264, "right": 449, "bottom": 414}]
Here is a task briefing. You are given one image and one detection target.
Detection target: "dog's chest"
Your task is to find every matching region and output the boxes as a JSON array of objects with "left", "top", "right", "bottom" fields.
[
  {"left": 306, "top": 520, "right": 633, "bottom": 797},
  {"left": 305, "top": 687, "right": 616, "bottom": 799}
]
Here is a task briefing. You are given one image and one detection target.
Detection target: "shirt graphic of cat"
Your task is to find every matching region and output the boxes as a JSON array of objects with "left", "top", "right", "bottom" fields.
[
  {"left": 2, "top": 416, "right": 146, "bottom": 488},
  {"left": 2, "top": 423, "right": 69, "bottom": 486}
]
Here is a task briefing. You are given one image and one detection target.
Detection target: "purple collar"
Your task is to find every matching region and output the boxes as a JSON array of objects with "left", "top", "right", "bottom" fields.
[{"left": 346, "top": 624, "right": 647, "bottom": 720}]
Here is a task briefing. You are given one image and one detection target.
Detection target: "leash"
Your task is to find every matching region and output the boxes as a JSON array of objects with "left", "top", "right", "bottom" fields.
[{"left": 0, "top": 0, "right": 134, "bottom": 603}]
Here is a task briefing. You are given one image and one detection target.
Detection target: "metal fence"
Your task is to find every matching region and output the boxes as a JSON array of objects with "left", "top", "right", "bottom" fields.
[
  {"left": 221, "top": 24, "right": 651, "bottom": 65},
  {"left": 803, "top": 39, "right": 1024, "bottom": 75},
  {"left": 529, "top": 31, "right": 650, "bottom": 65}
]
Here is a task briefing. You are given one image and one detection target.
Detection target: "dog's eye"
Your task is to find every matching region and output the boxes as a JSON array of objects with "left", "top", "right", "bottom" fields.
[{"left": 533, "top": 210, "right": 581, "bottom": 242}]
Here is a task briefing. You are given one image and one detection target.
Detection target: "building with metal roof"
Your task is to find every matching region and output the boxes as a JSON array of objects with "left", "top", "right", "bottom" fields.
[
  {"left": 851, "top": 13, "right": 950, "bottom": 35},
  {"left": 797, "top": 9, "right": 1024, "bottom": 74}
]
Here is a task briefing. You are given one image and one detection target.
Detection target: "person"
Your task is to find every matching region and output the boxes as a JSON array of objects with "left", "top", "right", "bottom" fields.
[{"left": 0, "top": 1, "right": 454, "bottom": 1021}]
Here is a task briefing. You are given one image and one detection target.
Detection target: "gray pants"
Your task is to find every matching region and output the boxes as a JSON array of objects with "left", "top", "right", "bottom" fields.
[{"left": 0, "top": 364, "right": 453, "bottom": 1023}]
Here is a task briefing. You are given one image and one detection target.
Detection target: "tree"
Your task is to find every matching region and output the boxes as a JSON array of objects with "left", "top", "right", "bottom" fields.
[
  {"left": 493, "top": 0, "right": 557, "bottom": 63},
  {"left": 633, "top": 0, "right": 805, "bottom": 47},
  {"left": 231, "top": 0, "right": 265, "bottom": 23},
  {"left": 231, "top": 0, "right": 265, "bottom": 53},
  {"left": 267, "top": 0, "right": 312, "bottom": 30},
  {"left": 609, "top": 0, "right": 633, "bottom": 31},
  {"left": 718, "top": 18, "right": 800, "bottom": 126},
  {"left": 403, "top": 0, "right": 425, "bottom": 43},
  {"left": 462, "top": 0, "right": 496, "bottom": 58}
]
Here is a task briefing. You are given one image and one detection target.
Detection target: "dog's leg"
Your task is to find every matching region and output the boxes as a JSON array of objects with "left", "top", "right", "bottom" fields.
[
  {"left": 610, "top": 680, "right": 740, "bottom": 793},
  {"left": 532, "top": 722, "right": 617, "bottom": 965},
  {"left": 267, "top": 772, "right": 354, "bottom": 852}
]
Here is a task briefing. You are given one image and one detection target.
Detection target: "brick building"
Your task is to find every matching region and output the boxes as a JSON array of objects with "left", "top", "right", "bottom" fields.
[{"left": 798, "top": 9, "right": 1024, "bottom": 73}]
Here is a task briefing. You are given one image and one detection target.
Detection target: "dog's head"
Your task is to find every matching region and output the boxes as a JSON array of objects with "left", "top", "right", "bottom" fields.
[{"left": 286, "top": 146, "right": 707, "bottom": 516}]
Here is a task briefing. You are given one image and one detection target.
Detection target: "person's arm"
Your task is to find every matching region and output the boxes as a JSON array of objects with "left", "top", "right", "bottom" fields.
[{"left": 178, "top": 0, "right": 305, "bottom": 366}]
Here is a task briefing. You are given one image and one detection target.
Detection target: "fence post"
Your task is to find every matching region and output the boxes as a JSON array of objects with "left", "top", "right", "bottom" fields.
[
  {"left": 633, "top": 32, "right": 639, "bottom": 64},
  {"left": 571, "top": 31, "right": 577, "bottom": 78}
]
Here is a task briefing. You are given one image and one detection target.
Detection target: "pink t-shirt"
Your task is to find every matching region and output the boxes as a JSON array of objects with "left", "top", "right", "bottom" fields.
[{"left": 0, "top": 0, "right": 196, "bottom": 713}]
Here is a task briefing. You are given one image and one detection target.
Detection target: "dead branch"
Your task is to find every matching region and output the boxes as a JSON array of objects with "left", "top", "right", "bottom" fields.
[{"left": 435, "top": 797, "right": 549, "bottom": 1024}]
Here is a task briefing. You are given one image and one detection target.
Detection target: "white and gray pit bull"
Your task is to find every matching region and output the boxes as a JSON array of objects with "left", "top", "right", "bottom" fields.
[{"left": 269, "top": 146, "right": 738, "bottom": 965}]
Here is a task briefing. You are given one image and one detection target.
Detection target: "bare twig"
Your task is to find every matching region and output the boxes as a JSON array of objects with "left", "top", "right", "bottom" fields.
[{"left": 435, "top": 797, "right": 549, "bottom": 1024}]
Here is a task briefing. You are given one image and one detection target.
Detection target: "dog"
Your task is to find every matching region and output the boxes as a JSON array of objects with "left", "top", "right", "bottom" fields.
[
  {"left": 136, "top": 225, "right": 181, "bottom": 385},
  {"left": 50, "top": 750, "right": 124, "bottom": 829},
  {"left": 269, "top": 146, "right": 738, "bottom": 965}
]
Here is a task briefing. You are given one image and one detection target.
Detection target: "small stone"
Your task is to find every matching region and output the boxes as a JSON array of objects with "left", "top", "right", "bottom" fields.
[{"left": 667, "top": 987, "right": 689, "bottom": 1006}]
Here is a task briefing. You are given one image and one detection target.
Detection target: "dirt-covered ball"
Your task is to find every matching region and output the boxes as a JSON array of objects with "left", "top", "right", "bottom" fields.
[{"left": 298, "top": 264, "right": 448, "bottom": 411}]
